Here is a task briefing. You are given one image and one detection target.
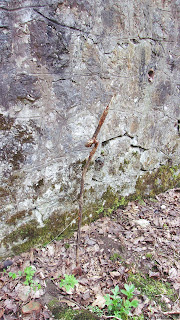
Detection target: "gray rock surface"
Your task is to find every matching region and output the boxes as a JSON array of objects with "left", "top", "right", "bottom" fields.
[{"left": 0, "top": 0, "right": 179, "bottom": 257}]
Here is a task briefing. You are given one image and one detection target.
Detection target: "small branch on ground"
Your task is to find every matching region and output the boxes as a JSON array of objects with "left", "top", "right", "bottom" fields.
[
  {"left": 163, "top": 310, "right": 180, "bottom": 315},
  {"left": 103, "top": 316, "right": 123, "bottom": 320},
  {"left": 76, "top": 106, "right": 109, "bottom": 269}
]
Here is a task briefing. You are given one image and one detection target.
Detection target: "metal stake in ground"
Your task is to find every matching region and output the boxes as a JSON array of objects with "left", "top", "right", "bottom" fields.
[{"left": 76, "top": 105, "right": 109, "bottom": 269}]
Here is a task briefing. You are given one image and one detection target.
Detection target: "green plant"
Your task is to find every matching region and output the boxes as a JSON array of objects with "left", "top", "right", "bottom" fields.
[
  {"left": 23, "top": 266, "right": 35, "bottom": 285},
  {"left": 64, "top": 243, "right": 70, "bottom": 249},
  {"left": 132, "top": 316, "right": 144, "bottom": 320},
  {"left": 104, "top": 196, "right": 128, "bottom": 217},
  {"left": 23, "top": 266, "right": 41, "bottom": 290},
  {"left": 145, "top": 252, "right": 153, "bottom": 260},
  {"left": 8, "top": 271, "right": 17, "bottom": 279},
  {"left": 8, "top": 266, "right": 41, "bottom": 291},
  {"left": 88, "top": 306, "right": 104, "bottom": 317},
  {"left": 96, "top": 204, "right": 104, "bottom": 215},
  {"left": 104, "top": 284, "right": 139, "bottom": 319},
  {"left": 59, "top": 274, "right": 78, "bottom": 292},
  {"left": 110, "top": 253, "right": 122, "bottom": 262},
  {"left": 121, "top": 284, "right": 136, "bottom": 300}
]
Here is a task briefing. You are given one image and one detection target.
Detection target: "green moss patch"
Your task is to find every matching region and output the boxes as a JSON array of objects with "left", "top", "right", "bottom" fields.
[
  {"left": 48, "top": 299, "right": 99, "bottom": 320},
  {"left": 135, "top": 164, "right": 180, "bottom": 198},
  {"left": 128, "top": 273, "right": 177, "bottom": 311},
  {"left": 6, "top": 210, "right": 32, "bottom": 225},
  {"left": 1, "top": 209, "right": 78, "bottom": 257},
  {"left": 1, "top": 162, "right": 179, "bottom": 258}
]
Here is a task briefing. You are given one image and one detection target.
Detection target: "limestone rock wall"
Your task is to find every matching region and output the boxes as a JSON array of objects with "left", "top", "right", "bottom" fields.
[{"left": 0, "top": 0, "right": 179, "bottom": 257}]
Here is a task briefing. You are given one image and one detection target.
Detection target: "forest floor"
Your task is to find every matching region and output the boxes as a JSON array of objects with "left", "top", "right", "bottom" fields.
[{"left": 0, "top": 188, "right": 180, "bottom": 320}]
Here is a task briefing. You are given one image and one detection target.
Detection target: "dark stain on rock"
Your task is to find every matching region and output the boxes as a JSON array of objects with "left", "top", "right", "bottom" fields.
[
  {"left": 29, "top": 20, "right": 70, "bottom": 73},
  {"left": 101, "top": 9, "right": 125, "bottom": 30},
  {"left": 0, "top": 74, "right": 41, "bottom": 109},
  {"left": 154, "top": 81, "right": 171, "bottom": 106},
  {"left": 139, "top": 48, "right": 146, "bottom": 83},
  {"left": 0, "top": 28, "right": 12, "bottom": 65},
  {"left": 9, "top": 73, "right": 41, "bottom": 103},
  {"left": 6, "top": 210, "right": 33, "bottom": 225},
  {"left": 0, "top": 114, "right": 34, "bottom": 170},
  {"left": 0, "top": 186, "right": 10, "bottom": 198},
  {"left": 0, "top": 114, "right": 14, "bottom": 130},
  {"left": 33, "top": 179, "right": 44, "bottom": 192}
]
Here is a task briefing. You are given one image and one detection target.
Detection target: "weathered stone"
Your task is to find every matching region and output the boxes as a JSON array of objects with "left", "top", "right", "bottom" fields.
[
  {"left": 22, "top": 301, "right": 41, "bottom": 314},
  {"left": 0, "top": 0, "right": 179, "bottom": 258}
]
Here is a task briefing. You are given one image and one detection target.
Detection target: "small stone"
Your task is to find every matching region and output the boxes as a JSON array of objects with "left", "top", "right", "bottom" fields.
[
  {"left": 135, "top": 219, "right": 150, "bottom": 228},
  {"left": 22, "top": 301, "right": 41, "bottom": 314},
  {"left": 161, "top": 204, "right": 166, "bottom": 210},
  {"left": 1, "top": 259, "right": 13, "bottom": 270}
]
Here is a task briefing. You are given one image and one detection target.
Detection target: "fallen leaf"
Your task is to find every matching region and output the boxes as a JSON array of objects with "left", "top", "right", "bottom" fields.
[
  {"left": 82, "top": 290, "right": 90, "bottom": 300},
  {"left": 4, "top": 299, "right": 17, "bottom": 313},
  {"left": 0, "top": 280, "right": 4, "bottom": 289},
  {"left": 110, "top": 271, "right": 121, "bottom": 278},
  {"left": 169, "top": 267, "right": 178, "bottom": 280},
  {"left": 0, "top": 308, "right": 4, "bottom": 317},
  {"left": 92, "top": 294, "right": 106, "bottom": 308},
  {"left": 15, "top": 283, "right": 30, "bottom": 302},
  {"left": 46, "top": 245, "right": 55, "bottom": 256},
  {"left": 81, "top": 225, "right": 90, "bottom": 232},
  {"left": 59, "top": 298, "right": 76, "bottom": 307},
  {"left": 31, "top": 287, "right": 45, "bottom": 299},
  {"left": 149, "top": 271, "right": 161, "bottom": 279},
  {"left": 72, "top": 267, "right": 83, "bottom": 276},
  {"left": 22, "top": 301, "right": 41, "bottom": 314}
]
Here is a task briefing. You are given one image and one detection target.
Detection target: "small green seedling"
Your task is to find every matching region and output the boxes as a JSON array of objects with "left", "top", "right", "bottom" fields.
[
  {"left": 110, "top": 253, "right": 122, "bottom": 262},
  {"left": 104, "top": 284, "right": 139, "bottom": 319},
  {"left": 8, "top": 272, "right": 17, "bottom": 280},
  {"left": 23, "top": 266, "right": 36, "bottom": 286},
  {"left": 59, "top": 274, "right": 78, "bottom": 292},
  {"left": 8, "top": 266, "right": 41, "bottom": 291},
  {"left": 121, "top": 284, "right": 136, "bottom": 300},
  {"left": 88, "top": 306, "right": 104, "bottom": 317}
]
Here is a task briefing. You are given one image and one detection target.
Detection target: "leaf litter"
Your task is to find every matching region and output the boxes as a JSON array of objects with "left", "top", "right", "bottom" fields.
[{"left": 0, "top": 188, "right": 179, "bottom": 319}]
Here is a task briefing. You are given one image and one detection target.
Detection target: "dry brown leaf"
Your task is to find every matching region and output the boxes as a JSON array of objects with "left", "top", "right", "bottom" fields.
[
  {"left": 0, "top": 279, "right": 4, "bottom": 289},
  {"left": 169, "top": 267, "right": 178, "bottom": 280},
  {"left": 15, "top": 284, "right": 31, "bottom": 302},
  {"left": 149, "top": 271, "right": 161, "bottom": 279},
  {"left": 81, "top": 225, "right": 90, "bottom": 232},
  {"left": 0, "top": 308, "right": 4, "bottom": 317},
  {"left": 4, "top": 299, "right": 18, "bottom": 313},
  {"left": 110, "top": 271, "right": 121, "bottom": 278},
  {"left": 59, "top": 298, "right": 76, "bottom": 307},
  {"left": 92, "top": 294, "right": 106, "bottom": 308}
]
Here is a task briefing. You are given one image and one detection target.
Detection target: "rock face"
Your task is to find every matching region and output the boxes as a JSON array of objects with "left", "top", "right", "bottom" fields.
[{"left": 0, "top": 0, "right": 179, "bottom": 258}]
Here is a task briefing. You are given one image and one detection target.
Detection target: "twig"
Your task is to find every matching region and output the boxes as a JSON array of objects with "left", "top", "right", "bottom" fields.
[
  {"left": 76, "top": 106, "right": 109, "bottom": 267},
  {"left": 102, "top": 316, "right": 122, "bottom": 320},
  {"left": 163, "top": 310, "right": 180, "bottom": 315}
]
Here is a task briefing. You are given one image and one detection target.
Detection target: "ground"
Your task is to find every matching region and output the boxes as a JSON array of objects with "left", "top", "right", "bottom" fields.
[{"left": 0, "top": 188, "right": 180, "bottom": 320}]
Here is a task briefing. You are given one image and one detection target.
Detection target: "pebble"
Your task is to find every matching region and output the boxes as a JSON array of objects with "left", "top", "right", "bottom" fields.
[
  {"left": 135, "top": 219, "right": 150, "bottom": 228},
  {"left": 161, "top": 204, "right": 166, "bottom": 210}
]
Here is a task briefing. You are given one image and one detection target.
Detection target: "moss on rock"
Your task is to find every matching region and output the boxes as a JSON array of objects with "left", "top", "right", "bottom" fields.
[
  {"left": 1, "top": 209, "right": 78, "bottom": 257},
  {"left": 1, "top": 162, "right": 179, "bottom": 259},
  {"left": 48, "top": 299, "right": 100, "bottom": 320},
  {"left": 135, "top": 164, "right": 180, "bottom": 199}
]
